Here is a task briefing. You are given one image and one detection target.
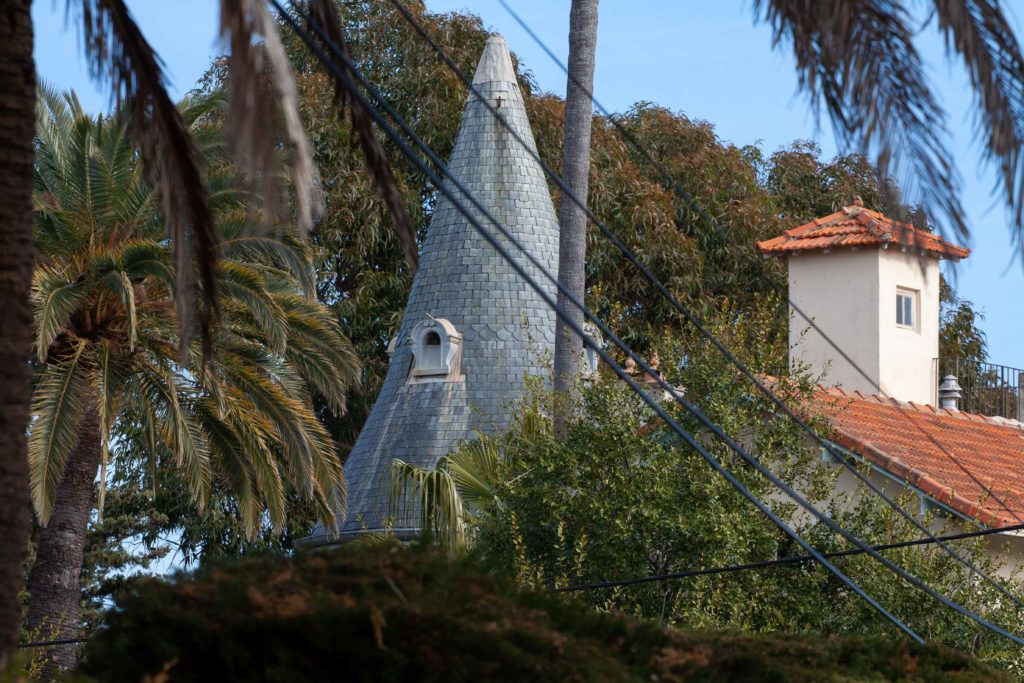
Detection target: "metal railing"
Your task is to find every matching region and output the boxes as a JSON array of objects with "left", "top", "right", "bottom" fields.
[{"left": 934, "top": 358, "right": 1024, "bottom": 420}]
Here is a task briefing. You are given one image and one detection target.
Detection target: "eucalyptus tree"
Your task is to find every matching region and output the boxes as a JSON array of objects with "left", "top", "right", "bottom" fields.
[{"left": 27, "top": 85, "right": 360, "bottom": 673}]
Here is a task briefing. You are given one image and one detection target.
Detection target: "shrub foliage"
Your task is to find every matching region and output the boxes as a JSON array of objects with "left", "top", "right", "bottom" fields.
[{"left": 76, "top": 546, "right": 1010, "bottom": 683}]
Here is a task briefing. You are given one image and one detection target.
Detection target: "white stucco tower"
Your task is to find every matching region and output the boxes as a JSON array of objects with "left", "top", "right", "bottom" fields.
[{"left": 758, "top": 201, "right": 969, "bottom": 405}]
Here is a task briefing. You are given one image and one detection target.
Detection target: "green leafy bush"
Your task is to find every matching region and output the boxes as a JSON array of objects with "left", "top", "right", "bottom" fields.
[{"left": 75, "top": 546, "right": 1008, "bottom": 682}]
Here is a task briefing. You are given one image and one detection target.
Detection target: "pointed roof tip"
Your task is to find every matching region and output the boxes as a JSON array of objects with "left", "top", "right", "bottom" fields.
[{"left": 473, "top": 33, "right": 517, "bottom": 86}]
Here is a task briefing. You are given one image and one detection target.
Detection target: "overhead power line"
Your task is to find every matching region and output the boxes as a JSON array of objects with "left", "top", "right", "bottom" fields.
[
  {"left": 282, "top": 2, "right": 1024, "bottom": 646},
  {"left": 381, "top": 0, "right": 1024, "bottom": 610},
  {"left": 19, "top": 637, "right": 89, "bottom": 650},
  {"left": 558, "top": 521, "right": 1024, "bottom": 593},
  {"left": 494, "top": 0, "right": 1024, "bottom": 529},
  {"left": 276, "top": 1, "right": 923, "bottom": 644}
]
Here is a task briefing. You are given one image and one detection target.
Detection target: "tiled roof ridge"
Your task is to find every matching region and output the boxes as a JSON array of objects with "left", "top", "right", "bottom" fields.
[
  {"left": 759, "top": 204, "right": 969, "bottom": 259},
  {"left": 817, "top": 383, "right": 1024, "bottom": 432}
]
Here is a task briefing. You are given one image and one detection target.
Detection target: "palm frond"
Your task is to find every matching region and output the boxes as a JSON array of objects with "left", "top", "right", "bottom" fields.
[
  {"left": 219, "top": 0, "right": 322, "bottom": 232},
  {"left": 931, "top": 0, "right": 1024, "bottom": 257},
  {"left": 217, "top": 261, "right": 289, "bottom": 354},
  {"left": 78, "top": 0, "right": 218, "bottom": 357},
  {"left": 31, "top": 267, "right": 88, "bottom": 362},
  {"left": 93, "top": 339, "right": 129, "bottom": 523},
  {"left": 119, "top": 240, "right": 174, "bottom": 287},
  {"left": 307, "top": 0, "right": 419, "bottom": 272},
  {"left": 92, "top": 339, "right": 130, "bottom": 434},
  {"left": 97, "top": 269, "right": 138, "bottom": 350},
  {"left": 755, "top": 0, "right": 967, "bottom": 242},
  {"left": 193, "top": 397, "right": 264, "bottom": 536},
  {"left": 446, "top": 437, "right": 500, "bottom": 513},
  {"left": 135, "top": 362, "right": 212, "bottom": 509},
  {"left": 28, "top": 339, "right": 90, "bottom": 523},
  {"left": 224, "top": 403, "right": 288, "bottom": 530},
  {"left": 388, "top": 437, "right": 501, "bottom": 551},
  {"left": 390, "top": 458, "right": 469, "bottom": 552},
  {"left": 217, "top": 216, "right": 316, "bottom": 294}
]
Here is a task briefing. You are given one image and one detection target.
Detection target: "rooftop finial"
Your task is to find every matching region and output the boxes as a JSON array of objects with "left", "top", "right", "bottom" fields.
[{"left": 472, "top": 34, "right": 517, "bottom": 86}]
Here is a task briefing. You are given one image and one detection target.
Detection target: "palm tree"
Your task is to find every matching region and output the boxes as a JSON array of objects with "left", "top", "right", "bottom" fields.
[
  {"left": 0, "top": 0, "right": 36, "bottom": 670},
  {"left": 26, "top": 84, "right": 360, "bottom": 673},
  {"left": 553, "top": 0, "right": 600, "bottom": 437},
  {"left": 0, "top": 1, "right": 414, "bottom": 670}
]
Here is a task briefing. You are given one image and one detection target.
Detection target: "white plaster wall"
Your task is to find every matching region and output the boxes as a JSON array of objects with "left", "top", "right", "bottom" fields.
[
  {"left": 877, "top": 248, "right": 941, "bottom": 405},
  {"left": 767, "top": 442, "right": 1024, "bottom": 581},
  {"left": 827, "top": 461, "right": 1024, "bottom": 579},
  {"left": 788, "top": 250, "right": 880, "bottom": 395}
]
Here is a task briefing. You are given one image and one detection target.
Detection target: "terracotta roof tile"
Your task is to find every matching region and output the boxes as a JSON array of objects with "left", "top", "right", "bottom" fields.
[
  {"left": 758, "top": 206, "right": 969, "bottom": 260},
  {"left": 811, "top": 387, "right": 1024, "bottom": 527}
]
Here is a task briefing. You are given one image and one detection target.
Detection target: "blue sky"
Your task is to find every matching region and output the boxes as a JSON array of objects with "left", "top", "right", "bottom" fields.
[{"left": 33, "top": 1, "right": 1024, "bottom": 369}]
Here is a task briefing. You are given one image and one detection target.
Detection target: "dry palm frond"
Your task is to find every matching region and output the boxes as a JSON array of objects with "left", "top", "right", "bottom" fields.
[
  {"left": 220, "top": 0, "right": 323, "bottom": 233},
  {"left": 388, "top": 437, "right": 501, "bottom": 552},
  {"left": 307, "top": 0, "right": 419, "bottom": 273},
  {"left": 76, "top": 0, "right": 218, "bottom": 359},
  {"left": 755, "top": 0, "right": 968, "bottom": 244},
  {"left": 931, "top": 0, "right": 1024, "bottom": 259},
  {"left": 390, "top": 457, "right": 469, "bottom": 552}
]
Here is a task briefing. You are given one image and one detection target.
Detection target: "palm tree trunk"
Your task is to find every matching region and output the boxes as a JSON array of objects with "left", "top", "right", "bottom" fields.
[
  {"left": 553, "top": 0, "right": 599, "bottom": 436},
  {"left": 0, "top": 0, "right": 36, "bottom": 672},
  {"left": 26, "top": 403, "right": 101, "bottom": 676}
]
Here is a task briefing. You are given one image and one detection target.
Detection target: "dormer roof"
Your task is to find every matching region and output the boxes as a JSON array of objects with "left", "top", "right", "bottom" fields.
[{"left": 757, "top": 203, "right": 969, "bottom": 260}]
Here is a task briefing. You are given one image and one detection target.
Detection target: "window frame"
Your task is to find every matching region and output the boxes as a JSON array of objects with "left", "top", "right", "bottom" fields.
[{"left": 895, "top": 287, "right": 918, "bottom": 331}]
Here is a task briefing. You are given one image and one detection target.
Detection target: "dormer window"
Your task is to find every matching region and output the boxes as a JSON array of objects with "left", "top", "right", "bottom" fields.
[
  {"left": 422, "top": 331, "right": 442, "bottom": 369},
  {"left": 409, "top": 318, "right": 463, "bottom": 381}
]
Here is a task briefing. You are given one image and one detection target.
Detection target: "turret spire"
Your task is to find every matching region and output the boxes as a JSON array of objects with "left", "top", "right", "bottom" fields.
[
  {"left": 473, "top": 35, "right": 517, "bottom": 85},
  {"left": 308, "top": 35, "right": 560, "bottom": 543}
]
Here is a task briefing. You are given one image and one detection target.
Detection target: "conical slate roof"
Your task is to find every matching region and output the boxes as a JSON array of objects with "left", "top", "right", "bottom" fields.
[{"left": 321, "top": 35, "right": 560, "bottom": 541}]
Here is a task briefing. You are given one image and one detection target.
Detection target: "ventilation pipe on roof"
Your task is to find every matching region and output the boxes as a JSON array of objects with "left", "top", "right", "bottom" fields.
[{"left": 938, "top": 375, "right": 963, "bottom": 411}]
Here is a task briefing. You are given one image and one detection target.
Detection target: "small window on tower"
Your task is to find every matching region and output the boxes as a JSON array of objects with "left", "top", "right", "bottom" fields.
[
  {"left": 896, "top": 288, "right": 917, "bottom": 330},
  {"left": 409, "top": 318, "right": 463, "bottom": 381},
  {"left": 422, "top": 331, "right": 442, "bottom": 369}
]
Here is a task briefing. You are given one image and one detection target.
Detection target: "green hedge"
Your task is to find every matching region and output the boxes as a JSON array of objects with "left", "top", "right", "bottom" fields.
[{"left": 76, "top": 546, "right": 1009, "bottom": 682}]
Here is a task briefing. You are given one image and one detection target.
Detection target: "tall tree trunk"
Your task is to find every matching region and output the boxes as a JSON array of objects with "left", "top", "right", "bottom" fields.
[
  {"left": 26, "top": 403, "right": 101, "bottom": 676},
  {"left": 553, "top": 0, "right": 599, "bottom": 436},
  {"left": 0, "top": 0, "right": 35, "bottom": 672}
]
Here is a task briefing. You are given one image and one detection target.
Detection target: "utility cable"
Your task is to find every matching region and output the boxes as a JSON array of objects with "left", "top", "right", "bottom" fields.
[
  {"left": 288, "top": 1, "right": 1023, "bottom": 645},
  {"left": 558, "top": 522, "right": 1024, "bottom": 593},
  {"left": 276, "top": 0, "right": 923, "bottom": 643},
  {"left": 382, "top": 0, "right": 1024, "bottom": 609},
  {"left": 18, "top": 637, "right": 89, "bottom": 649},
  {"left": 495, "top": 0, "right": 1024, "bottom": 529},
  {"left": 282, "top": 3, "right": 1024, "bottom": 645}
]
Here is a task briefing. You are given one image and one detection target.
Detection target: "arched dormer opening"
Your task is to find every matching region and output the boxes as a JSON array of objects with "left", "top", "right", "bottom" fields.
[{"left": 409, "top": 318, "right": 463, "bottom": 381}]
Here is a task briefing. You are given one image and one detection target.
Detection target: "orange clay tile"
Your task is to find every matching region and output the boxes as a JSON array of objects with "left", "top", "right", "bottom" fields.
[
  {"left": 811, "top": 386, "right": 1024, "bottom": 527},
  {"left": 757, "top": 206, "right": 969, "bottom": 260}
]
